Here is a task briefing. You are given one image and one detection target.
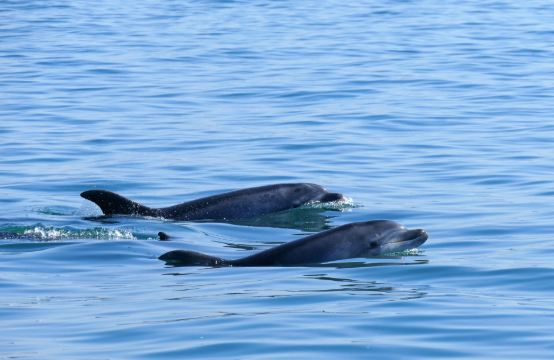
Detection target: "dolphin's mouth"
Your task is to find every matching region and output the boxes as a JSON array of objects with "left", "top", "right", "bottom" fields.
[
  {"left": 395, "top": 229, "right": 428, "bottom": 244},
  {"left": 382, "top": 229, "right": 428, "bottom": 254}
]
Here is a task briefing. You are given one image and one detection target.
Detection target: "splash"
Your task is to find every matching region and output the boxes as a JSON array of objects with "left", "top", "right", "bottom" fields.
[
  {"left": 304, "top": 196, "right": 358, "bottom": 210},
  {"left": 0, "top": 226, "right": 137, "bottom": 241},
  {"left": 383, "top": 248, "right": 422, "bottom": 257},
  {"left": 25, "top": 227, "right": 136, "bottom": 240}
]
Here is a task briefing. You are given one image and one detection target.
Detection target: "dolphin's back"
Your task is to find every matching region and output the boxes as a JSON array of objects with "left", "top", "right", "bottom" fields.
[
  {"left": 231, "top": 223, "right": 365, "bottom": 266},
  {"left": 81, "top": 183, "right": 324, "bottom": 221},
  {"left": 159, "top": 223, "right": 367, "bottom": 267},
  {"left": 159, "top": 184, "right": 304, "bottom": 220}
]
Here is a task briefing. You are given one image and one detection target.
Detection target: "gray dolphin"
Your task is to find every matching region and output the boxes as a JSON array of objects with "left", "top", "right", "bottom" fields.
[
  {"left": 159, "top": 220, "right": 428, "bottom": 266},
  {"left": 81, "top": 183, "right": 344, "bottom": 221}
]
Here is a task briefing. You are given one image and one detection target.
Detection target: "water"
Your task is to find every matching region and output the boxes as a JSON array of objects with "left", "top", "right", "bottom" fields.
[{"left": 2, "top": 0, "right": 554, "bottom": 358}]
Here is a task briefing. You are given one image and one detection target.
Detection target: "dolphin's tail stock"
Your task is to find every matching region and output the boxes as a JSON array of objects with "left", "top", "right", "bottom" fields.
[
  {"left": 81, "top": 190, "right": 159, "bottom": 217},
  {"left": 159, "top": 250, "right": 229, "bottom": 266}
]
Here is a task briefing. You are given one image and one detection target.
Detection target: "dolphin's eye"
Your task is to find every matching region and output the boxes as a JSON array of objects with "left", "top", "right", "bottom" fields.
[
  {"left": 294, "top": 188, "right": 301, "bottom": 193},
  {"left": 369, "top": 241, "right": 378, "bottom": 249}
]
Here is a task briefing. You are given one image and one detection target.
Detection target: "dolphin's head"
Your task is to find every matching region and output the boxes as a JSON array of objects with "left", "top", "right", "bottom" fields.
[
  {"left": 357, "top": 220, "right": 428, "bottom": 256},
  {"left": 288, "top": 183, "right": 345, "bottom": 206}
]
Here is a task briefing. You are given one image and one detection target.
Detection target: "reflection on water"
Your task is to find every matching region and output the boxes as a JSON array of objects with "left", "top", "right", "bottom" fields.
[
  {"left": 0, "top": 241, "right": 76, "bottom": 253},
  {"left": 303, "top": 273, "right": 428, "bottom": 299},
  {"left": 81, "top": 215, "right": 124, "bottom": 224},
  {"left": 220, "top": 242, "right": 256, "bottom": 251},
  {"left": 316, "top": 258, "right": 429, "bottom": 269},
  {"left": 217, "top": 207, "right": 335, "bottom": 232}
]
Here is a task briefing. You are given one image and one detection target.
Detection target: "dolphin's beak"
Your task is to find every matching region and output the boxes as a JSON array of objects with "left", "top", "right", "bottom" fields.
[
  {"left": 382, "top": 228, "right": 428, "bottom": 254},
  {"left": 405, "top": 229, "right": 428, "bottom": 242},
  {"left": 399, "top": 229, "right": 428, "bottom": 247}
]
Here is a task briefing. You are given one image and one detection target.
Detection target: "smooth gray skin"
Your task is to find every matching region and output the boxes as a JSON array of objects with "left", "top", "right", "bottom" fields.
[
  {"left": 81, "top": 183, "right": 344, "bottom": 221},
  {"left": 159, "top": 220, "right": 428, "bottom": 267}
]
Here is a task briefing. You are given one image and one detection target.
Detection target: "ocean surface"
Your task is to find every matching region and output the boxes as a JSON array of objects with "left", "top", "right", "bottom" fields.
[{"left": 2, "top": 0, "right": 554, "bottom": 358}]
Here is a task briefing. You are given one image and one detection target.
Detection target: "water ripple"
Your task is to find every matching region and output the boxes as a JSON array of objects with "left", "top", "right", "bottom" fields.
[{"left": 2, "top": 0, "right": 554, "bottom": 359}]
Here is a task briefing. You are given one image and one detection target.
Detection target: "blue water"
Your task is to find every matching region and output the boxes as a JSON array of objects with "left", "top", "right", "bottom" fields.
[{"left": 2, "top": 0, "right": 554, "bottom": 358}]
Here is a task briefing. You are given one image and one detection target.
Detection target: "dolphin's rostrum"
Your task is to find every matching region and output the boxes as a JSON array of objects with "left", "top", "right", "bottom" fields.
[{"left": 159, "top": 220, "right": 428, "bottom": 267}]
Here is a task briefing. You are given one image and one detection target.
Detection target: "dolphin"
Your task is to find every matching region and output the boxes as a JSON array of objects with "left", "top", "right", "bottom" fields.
[
  {"left": 81, "top": 183, "right": 344, "bottom": 221},
  {"left": 159, "top": 220, "right": 428, "bottom": 266}
]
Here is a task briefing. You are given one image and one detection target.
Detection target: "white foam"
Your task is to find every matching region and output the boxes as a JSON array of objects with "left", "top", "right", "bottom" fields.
[
  {"left": 22, "top": 227, "right": 136, "bottom": 240},
  {"left": 304, "top": 196, "right": 358, "bottom": 210}
]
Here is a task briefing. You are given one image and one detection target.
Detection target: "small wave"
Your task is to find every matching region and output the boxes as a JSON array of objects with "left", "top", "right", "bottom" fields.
[
  {"left": 304, "top": 196, "right": 359, "bottom": 210},
  {"left": 0, "top": 226, "right": 137, "bottom": 241},
  {"left": 24, "top": 227, "right": 136, "bottom": 240},
  {"left": 383, "top": 248, "right": 423, "bottom": 257},
  {"left": 36, "top": 207, "right": 76, "bottom": 216}
]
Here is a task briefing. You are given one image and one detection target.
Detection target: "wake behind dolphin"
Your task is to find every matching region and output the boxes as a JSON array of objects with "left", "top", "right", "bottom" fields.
[
  {"left": 159, "top": 220, "right": 428, "bottom": 267},
  {"left": 81, "top": 183, "right": 344, "bottom": 221}
]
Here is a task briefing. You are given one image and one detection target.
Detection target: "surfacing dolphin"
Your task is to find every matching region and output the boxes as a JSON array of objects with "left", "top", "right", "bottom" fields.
[
  {"left": 159, "top": 220, "right": 428, "bottom": 267},
  {"left": 81, "top": 183, "right": 344, "bottom": 221}
]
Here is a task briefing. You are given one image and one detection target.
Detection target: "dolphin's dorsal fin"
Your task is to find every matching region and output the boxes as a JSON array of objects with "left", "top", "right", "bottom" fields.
[{"left": 81, "top": 190, "right": 157, "bottom": 216}]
